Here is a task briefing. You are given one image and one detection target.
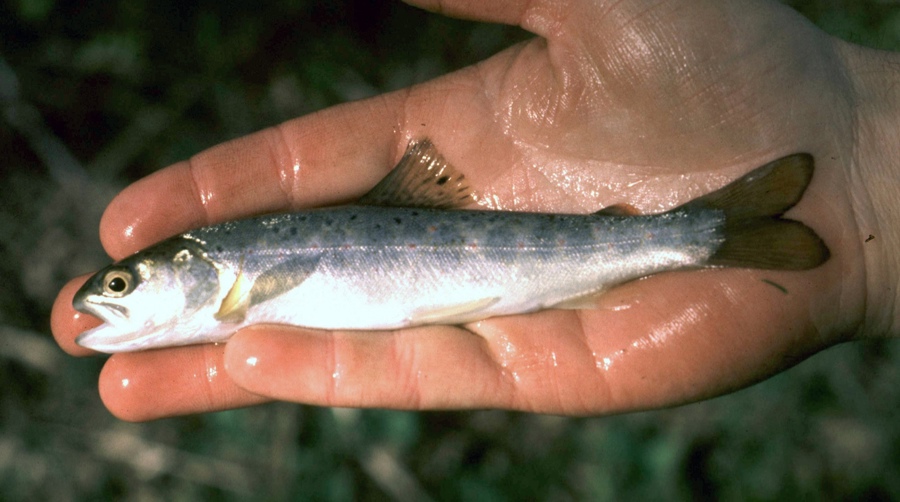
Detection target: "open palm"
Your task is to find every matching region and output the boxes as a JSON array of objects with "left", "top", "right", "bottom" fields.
[{"left": 53, "top": 0, "right": 870, "bottom": 420}]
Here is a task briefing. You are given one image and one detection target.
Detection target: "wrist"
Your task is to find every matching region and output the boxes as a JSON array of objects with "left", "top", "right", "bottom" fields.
[{"left": 840, "top": 42, "right": 900, "bottom": 338}]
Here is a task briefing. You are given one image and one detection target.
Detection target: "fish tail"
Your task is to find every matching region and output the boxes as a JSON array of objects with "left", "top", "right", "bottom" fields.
[{"left": 683, "top": 153, "right": 830, "bottom": 270}]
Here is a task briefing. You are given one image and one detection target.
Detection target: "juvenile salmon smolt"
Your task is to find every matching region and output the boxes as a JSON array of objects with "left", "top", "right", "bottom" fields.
[{"left": 74, "top": 139, "right": 830, "bottom": 353}]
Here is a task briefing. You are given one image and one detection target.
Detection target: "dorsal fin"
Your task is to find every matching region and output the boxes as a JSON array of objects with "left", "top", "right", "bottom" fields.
[{"left": 358, "top": 138, "right": 474, "bottom": 209}]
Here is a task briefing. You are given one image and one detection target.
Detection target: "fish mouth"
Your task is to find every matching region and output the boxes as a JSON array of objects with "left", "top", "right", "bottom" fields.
[
  {"left": 75, "top": 323, "right": 154, "bottom": 353},
  {"left": 73, "top": 295, "right": 130, "bottom": 324},
  {"left": 72, "top": 296, "right": 145, "bottom": 353}
]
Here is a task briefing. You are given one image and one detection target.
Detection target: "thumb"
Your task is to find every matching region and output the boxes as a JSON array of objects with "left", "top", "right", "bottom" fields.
[{"left": 403, "top": 0, "right": 562, "bottom": 37}]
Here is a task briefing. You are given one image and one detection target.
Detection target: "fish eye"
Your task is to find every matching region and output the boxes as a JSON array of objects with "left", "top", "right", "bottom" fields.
[{"left": 102, "top": 270, "right": 134, "bottom": 297}]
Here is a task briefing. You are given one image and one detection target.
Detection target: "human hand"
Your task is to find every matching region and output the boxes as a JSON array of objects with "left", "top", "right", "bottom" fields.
[{"left": 52, "top": 0, "right": 899, "bottom": 420}]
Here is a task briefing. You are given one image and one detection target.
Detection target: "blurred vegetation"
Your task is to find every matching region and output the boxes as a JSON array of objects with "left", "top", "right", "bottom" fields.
[{"left": 1, "top": 0, "right": 898, "bottom": 499}]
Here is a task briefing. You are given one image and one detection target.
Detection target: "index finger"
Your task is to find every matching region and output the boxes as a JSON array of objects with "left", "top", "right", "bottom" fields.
[
  {"left": 99, "top": 97, "right": 404, "bottom": 260},
  {"left": 98, "top": 59, "right": 532, "bottom": 261}
]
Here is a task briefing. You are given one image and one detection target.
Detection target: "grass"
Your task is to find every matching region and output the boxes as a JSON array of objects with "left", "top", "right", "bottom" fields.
[{"left": 1, "top": 0, "right": 898, "bottom": 499}]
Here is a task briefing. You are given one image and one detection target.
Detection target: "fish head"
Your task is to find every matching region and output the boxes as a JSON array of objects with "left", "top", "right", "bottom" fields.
[{"left": 74, "top": 238, "right": 221, "bottom": 352}]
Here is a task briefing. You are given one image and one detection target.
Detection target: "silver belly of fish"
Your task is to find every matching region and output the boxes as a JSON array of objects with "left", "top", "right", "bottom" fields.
[{"left": 73, "top": 139, "right": 828, "bottom": 352}]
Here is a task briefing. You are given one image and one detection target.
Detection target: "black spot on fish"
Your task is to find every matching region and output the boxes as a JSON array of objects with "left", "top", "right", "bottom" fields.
[
  {"left": 394, "top": 217, "right": 402, "bottom": 225},
  {"left": 436, "top": 176, "right": 450, "bottom": 186},
  {"left": 273, "top": 227, "right": 280, "bottom": 233},
  {"left": 290, "top": 227, "right": 298, "bottom": 236},
  {"left": 411, "top": 211, "right": 419, "bottom": 217},
  {"left": 350, "top": 214, "right": 358, "bottom": 221},
  {"left": 216, "top": 245, "right": 223, "bottom": 252}
]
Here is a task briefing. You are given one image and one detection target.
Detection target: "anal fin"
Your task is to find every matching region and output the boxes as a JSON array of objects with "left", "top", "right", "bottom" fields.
[{"left": 407, "top": 297, "right": 500, "bottom": 325}]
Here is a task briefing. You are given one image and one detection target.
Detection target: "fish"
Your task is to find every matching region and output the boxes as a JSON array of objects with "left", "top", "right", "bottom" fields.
[{"left": 73, "top": 139, "right": 830, "bottom": 353}]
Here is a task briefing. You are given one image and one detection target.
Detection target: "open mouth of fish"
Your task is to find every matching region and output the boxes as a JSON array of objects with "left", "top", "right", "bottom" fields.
[
  {"left": 73, "top": 297, "right": 130, "bottom": 324},
  {"left": 74, "top": 321, "right": 160, "bottom": 353},
  {"left": 72, "top": 298, "right": 144, "bottom": 352}
]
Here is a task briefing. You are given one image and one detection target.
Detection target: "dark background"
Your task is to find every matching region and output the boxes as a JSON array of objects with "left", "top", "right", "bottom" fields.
[{"left": 1, "top": 0, "right": 898, "bottom": 499}]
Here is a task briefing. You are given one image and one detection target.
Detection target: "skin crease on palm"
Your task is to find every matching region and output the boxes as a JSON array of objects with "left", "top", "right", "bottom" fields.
[{"left": 51, "top": 0, "right": 900, "bottom": 421}]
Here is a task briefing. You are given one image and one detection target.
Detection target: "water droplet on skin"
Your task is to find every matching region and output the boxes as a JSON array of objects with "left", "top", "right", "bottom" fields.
[
  {"left": 604, "top": 302, "right": 633, "bottom": 312},
  {"left": 631, "top": 303, "right": 708, "bottom": 350},
  {"left": 206, "top": 365, "right": 218, "bottom": 382},
  {"left": 494, "top": 334, "right": 518, "bottom": 369},
  {"left": 198, "top": 186, "right": 215, "bottom": 208},
  {"left": 246, "top": 356, "right": 258, "bottom": 367},
  {"left": 121, "top": 378, "right": 130, "bottom": 388},
  {"left": 278, "top": 159, "right": 303, "bottom": 201},
  {"left": 331, "top": 363, "right": 345, "bottom": 388},
  {"left": 593, "top": 350, "right": 625, "bottom": 372}
]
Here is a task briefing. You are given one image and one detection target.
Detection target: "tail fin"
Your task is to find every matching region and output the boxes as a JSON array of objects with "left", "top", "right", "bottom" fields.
[{"left": 682, "top": 153, "right": 830, "bottom": 270}]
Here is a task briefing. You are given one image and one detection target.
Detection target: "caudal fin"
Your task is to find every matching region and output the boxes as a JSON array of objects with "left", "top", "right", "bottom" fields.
[{"left": 682, "top": 153, "right": 830, "bottom": 270}]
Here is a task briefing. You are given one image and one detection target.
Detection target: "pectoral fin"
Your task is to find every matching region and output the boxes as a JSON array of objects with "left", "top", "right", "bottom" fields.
[
  {"left": 408, "top": 297, "right": 500, "bottom": 325},
  {"left": 216, "top": 270, "right": 252, "bottom": 322},
  {"left": 215, "top": 255, "right": 320, "bottom": 323}
]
